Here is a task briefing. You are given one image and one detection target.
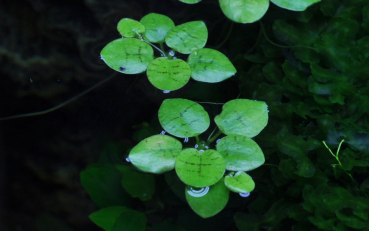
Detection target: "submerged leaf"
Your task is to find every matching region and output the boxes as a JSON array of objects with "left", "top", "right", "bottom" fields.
[
  {"left": 89, "top": 206, "right": 130, "bottom": 231},
  {"left": 187, "top": 48, "right": 236, "bottom": 83},
  {"left": 219, "top": 0, "right": 269, "bottom": 24},
  {"left": 140, "top": 13, "right": 175, "bottom": 43}
]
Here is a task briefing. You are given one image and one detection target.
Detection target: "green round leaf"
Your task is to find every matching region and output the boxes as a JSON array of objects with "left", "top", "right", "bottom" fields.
[
  {"left": 224, "top": 171, "right": 255, "bottom": 193},
  {"left": 216, "top": 135, "right": 265, "bottom": 171},
  {"left": 179, "top": 0, "right": 201, "bottom": 3},
  {"left": 140, "top": 13, "right": 175, "bottom": 43},
  {"left": 219, "top": 0, "right": 269, "bottom": 24},
  {"left": 129, "top": 135, "right": 182, "bottom": 174},
  {"left": 214, "top": 99, "right": 268, "bottom": 138},
  {"left": 101, "top": 38, "right": 154, "bottom": 74},
  {"left": 187, "top": 48, "right": 237, "bottom": 83},
  {"left": 147, "top": 58, "right": 191, "bottom": 91},
  {"left": 185, "top": 178, "right": 230, "bottom": 218},
  {"left": 175, "top": 149, "right": 226, "bottom": 187},
  {"left": 165, "top": 21, "right": 208, "bottom": 54},
  {"left": 117, "top": 18, "right": 145, "bottom": 38},
  {"left": 270, "top": 0, "right": 320, "bottom": 11},
  {"left": 158, "top": 98, "right": 210, "bottom": 138}
]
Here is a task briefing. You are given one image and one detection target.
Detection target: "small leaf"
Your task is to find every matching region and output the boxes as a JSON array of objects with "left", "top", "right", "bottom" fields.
[
  {"left": 147, "top": 58, "right": 191, "bottom": 91},
  {"left": 101, "top": 38, "right": 154, "bottom": 74},
  {"left": 219, "top": 0, "right": 269, "bottom": 24},
  {"left": 140, "top": 13, "right": 175, "bottom": 43},
  {"left": 224, "top": 171, "right": 255, "bottom": 193},
  {"left": 270, "top": 0, "right": 321, "bottom": 11},
  {"left": 179, "top": 0, "right": 201, "bottom": 3},
  {"left": 187, "top": 48, "right": 236, "bottom": 83},
  {"left": 117, "top": 18, "right": 145, "bottom": 38},
  {"left": 112, "top": 210, "right": 147, "bottom": 231},
  {"left": 216, "top": 135, "right": 265, "bottom": 171},
  {"left": 89, "top": 206, "right": 130, "bottom": 231},
  {"left": 158, "top": 98, "right": 210, "bottom": 138},
  {"left": 185, "top": 177, "right": 230, "bottom": 218},
  {"left": 165, "top": 21, "right": 208, "bottom": 54},
  {"left": 175, "top": 149, "right": 226, "bottom": 187},
  {"left": 214, "top": 99, "right": 268, "bottom": 138},
  {"left": 129, "top": 135, "right": 182, "bottom": 174}
]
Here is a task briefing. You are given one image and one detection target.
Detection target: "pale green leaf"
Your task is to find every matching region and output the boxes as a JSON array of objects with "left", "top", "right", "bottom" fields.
[
  {"left": 147, "top": 58, "right": 191, "bottom": 91},
  {"left": 187, "top": 48, "right": 236, "bottom": 83},
  {"left": 219, "top": 0, "right": 269, "bottom": 24},
  {"left": 224, "top": 171, "right": 255, "bottom": 193},
  {"left": 129, "top": 135, "right": 182, "bottom": 174},
  {"left": 140, "top": 13, "right": 175, "bottom": 43},
  {"left": 117, "top": 18, "right": 145, "bottom": 38},
  {"left": 175, "top": 149, "right": 226, "bottom": 187},
  {"left": 165, "top": 21, "right": 208, "bottom": 54},
  {"left": 101, "top": 38, "right": 154, "bottom": 74},
  {"left": 179, "top": 0, "right": 201, "bottom": 3},
  {"left": 270, "top": 0, "right": 321, "bottom": 11}
]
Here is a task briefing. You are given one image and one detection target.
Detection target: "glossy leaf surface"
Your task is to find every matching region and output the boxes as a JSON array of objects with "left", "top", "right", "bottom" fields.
[
  {"left": 117, "top": 18, "right": 145, "bottom": 38},
  {"left": 158, "top": 98, "right": 210, "bottom": 138},
  {"left": 147, "top": 58, "right": 191, "bottom": 91},
  {"left": 140, "top": 13, "right": 175, "bottom": 43},
  {"left": 187, "top": 48, "right": 236, "bottom": 83},
  {"left": 224, "top": 171, "right": 255, "bottom": 193},
  {"left": 165, "top": 21, "right": 208, "bottom": 54},
  {"left": 129, "top": 135, "right": 182, "bottom": 173},
  {"left": 216, "top": 135, "right": 265, "bottom": 171},
  {"left": 214, "top": 99, "right": 268, "bottom": 138},
  {"left": 185, "top": 178, "right": 230, "bottom": 218},
  {"left": 175, "top": 149, "right": 226, "bottom": 187},
  {"left": 101, "top": 38, "right": 154, "bottom": 74},
  {"left": 271, "top": 0, "right": 321, "bottom": 11},
  {"left": 219, "top": 0, "right": 269, "bottom": 23}
]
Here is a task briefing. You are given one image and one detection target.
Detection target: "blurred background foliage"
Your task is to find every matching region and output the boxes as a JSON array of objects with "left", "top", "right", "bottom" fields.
[{"left": 1, "top": 0, "right": 369, "bottom": 230}]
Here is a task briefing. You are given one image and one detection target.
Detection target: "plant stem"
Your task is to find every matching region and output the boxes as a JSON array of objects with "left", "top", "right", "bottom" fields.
[
  {"left": 207, "top": 130, "right": 223, "bottom": 145},
  {"left": 141, "top": 39, "right": 167, "bottom": 57},
  {"left": 195, "top": 136, "right": 200, "bottom": 145}
]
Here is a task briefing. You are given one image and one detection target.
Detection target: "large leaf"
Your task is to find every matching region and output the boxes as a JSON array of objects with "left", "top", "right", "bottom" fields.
[
  {"left": 165, "top": 21, "right": 208, "bottom": 54},
  {"left": 219, "top": 0, "right": 269, "bottom": 24},
  {"left": 158, "top": 98, "right": 210, "bottom": 138},
  {"left": 89, "top": 206, "right": 130, "bottom": 231},
  {"left": 187, "top": 48, "right": 236, "bottom": 83},
  {"left": 140, "top": 13, "right": 175, "bottom": 43},
  {"left": 214, "top": 99, "right": 268, "bottom": 138},
  {"left": 270, "top": 0, "right": 321, "bottom": 11},
  {"left": 185, "top": 177, "right": 230, "bottom": 218},
  {"left": 224, "top": 171, "right": 255, "bottom": 193},
  {"left": 117, "top": 18, "right": 145, "bottom": 38},
  {"left": 129, "top": 135, "right": 182, "bottom": 173},
  {"left": 101, "top": 38, "right": 154, "bottom": 74},
  {"left": 80, "top": 163, "right": 131, "bottom": 208},
  {"left": 216, "top": 135, "right": 265, "bottom": 171},
  {"left": 175, "top": 149, "right": 226, "bottom": 187},
  {"left": 146, "top": 58, "right": 191, "bottom": 91}
]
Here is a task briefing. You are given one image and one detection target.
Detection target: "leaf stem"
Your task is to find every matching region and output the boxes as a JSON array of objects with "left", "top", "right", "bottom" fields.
[
  {"left": 195, "top": 136, "right": 200, "bottom": 145},
  {"left": 141, "top": 39, "right": 167, "bottom": 57},
  {"left": 207, "top": 130, "right": 223, "bottom": 145}
]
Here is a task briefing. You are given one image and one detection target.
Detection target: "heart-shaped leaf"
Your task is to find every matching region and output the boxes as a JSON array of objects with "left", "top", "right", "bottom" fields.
[
  {"left": 224, "top": 171, "right": 255, "bottom": 193},
  {"left": 140, "top": 13, "right": 175, "bottom": 43},
  {"left": 214, "top": 99, "right": 268, "bottom": 138},
  {"left": 165, "top": 21, "right": 208, "bottom": 54},
  {"left": 175, "top": 149, "right": 226, "bottom": 187},
  {"left": 147, "top": 58, "right": 191, "bottom": 90},
  {"left": 185, "top": 178, "right": 230, "bottom": 218},
  {"left": 101, "top": 38, "right": 154, "bottom": 74},
  {"left": 219, "top": 0, "right": 269, "bottom": 24},
  {"left": 270, "top": 0, "right": 321, "bottom": 11},
  {"left": 129, "top": 135, "right": 182, "bottom": 174},
  {"left": 187, "top": 48, "right": 236, "bottom": 83},
  {"left": 216, "top": 135, "right": 265, "bottom": 171},
  {"left": 158, "top": 98, "right": 210, "bottom": 138},
  {"left": 117, "top": 18, "right": 145, "bottom": 38}
]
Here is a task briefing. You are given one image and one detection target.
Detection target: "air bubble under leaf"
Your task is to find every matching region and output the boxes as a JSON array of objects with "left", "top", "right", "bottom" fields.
[
  {"left": 175, "top": 149, "right": 226, "bottom": 187},
  {"left": 187, "top": 48, "right": 237, "bottom": 83},
  {"left": 214, "top": 99, "right": 268, "bottom": 138},
  {"left": 117, "top": 18, "right": 145, "bottom": 38},
  {"left": 147, "top": 58, "right": 191, "bottom": 91},
  {"left": 224, "top": 171, "right": 255, "bottom": 193},
  {"left": 165, "top": 21, "right": 208, "bottom": 54},
  {"left": 129, "top": 135, "right": 182, "bottom": 174},
  {"left": 216, "top": 135, "right": 265, "bottom": 171},
  {"left": 185, "top": 178, "right": 230, "bottom": 218},
  {"left": 219, "top": 0, "right": 269, "bottom": 24},
  {"left": 158, "top": 98, "right": 210, "bottom": 138},
  {"left": 140, "top": 13, "right": 175, "bottom": 43},
  {"left": 270, "top": 0, "right": 321, "bottom": 11},
  {"left": 101, "top": 38, "right": 154, "bottom": 74}
]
